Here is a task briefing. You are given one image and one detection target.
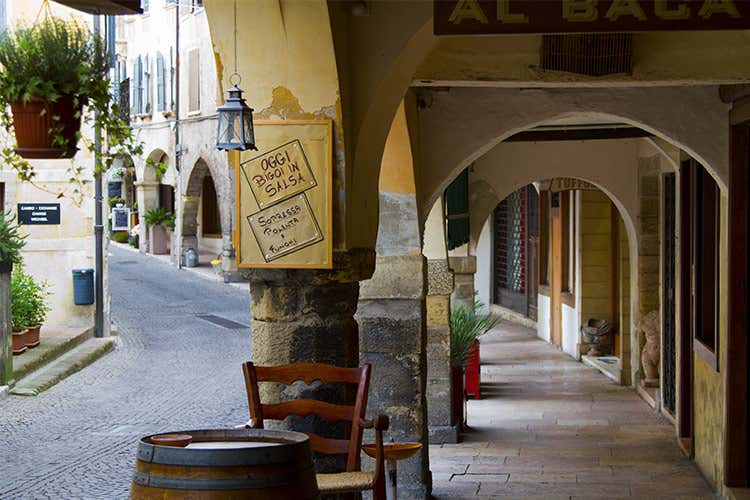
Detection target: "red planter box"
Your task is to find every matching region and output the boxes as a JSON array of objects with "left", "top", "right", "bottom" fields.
[{"left": 465, "top": 341, "right": 481, "bottom": 400}]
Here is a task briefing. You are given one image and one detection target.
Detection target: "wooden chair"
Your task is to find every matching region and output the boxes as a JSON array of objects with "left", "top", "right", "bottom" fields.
[{"left": 242, "top": 361, "right": 389, "bottom": 499}]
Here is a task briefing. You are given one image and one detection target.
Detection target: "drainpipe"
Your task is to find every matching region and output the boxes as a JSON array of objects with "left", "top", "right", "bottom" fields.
[
  {"left": 174, "top": 2, "right": 182, "bottom": 269},
  {"left": 93, "top": 14, "right": 104, "bottom": 338}
]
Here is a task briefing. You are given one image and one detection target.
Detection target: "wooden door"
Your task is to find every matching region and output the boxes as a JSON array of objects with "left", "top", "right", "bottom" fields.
[
  {"left": 677, "top": 160, "right": 693, "bottom": 453},
  {"left": 550, "top": 192, "right": 563, "bottom": 348}
]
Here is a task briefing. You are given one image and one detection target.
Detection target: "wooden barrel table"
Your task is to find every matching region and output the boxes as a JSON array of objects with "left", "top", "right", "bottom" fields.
[{"left": 130, "top": 428, "right": 320, "bottom": 499}]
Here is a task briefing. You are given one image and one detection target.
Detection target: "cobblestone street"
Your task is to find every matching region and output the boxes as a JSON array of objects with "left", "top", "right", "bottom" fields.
[{"left": 0, "top": 246, "right": 251, "bottom": 499}]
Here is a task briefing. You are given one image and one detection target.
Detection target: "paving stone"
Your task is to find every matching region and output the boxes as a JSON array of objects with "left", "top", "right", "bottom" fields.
[
  {"left": 430, "top": 322, "right": 714, "bottom": 499},
  {"left": 0, "top": 247, "right": 251, "bottom": 499}
]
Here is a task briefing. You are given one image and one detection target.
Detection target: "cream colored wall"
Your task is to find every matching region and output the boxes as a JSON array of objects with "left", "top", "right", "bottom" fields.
[
  {"left": 476, "top": 215, "right": 492, "bottom": 309},
  {"left": 580, "top": 190, "right": 614, "bottom": 335},
  {"left": 1, "top": 1, "right": 107, "bottom": 330}
]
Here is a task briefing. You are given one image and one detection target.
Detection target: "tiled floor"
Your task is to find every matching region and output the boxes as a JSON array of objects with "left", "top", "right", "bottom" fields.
[{"left": 430, "top": 321, "right": 714, "bottom": 499}]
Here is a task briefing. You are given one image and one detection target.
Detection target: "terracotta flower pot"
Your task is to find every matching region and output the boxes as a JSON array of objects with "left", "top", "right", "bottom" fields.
[
  {"left": 12, "top": 329, "right": 28, "bottom": 355},
  {"left": 149, "top": 225, "right": 169, "bottom": 255},
  {"left": 11, "top": 95, "right": 82, "bottom": 159},
  {"left": 25, "top": 325, "right": 41, "bottom": 348}
]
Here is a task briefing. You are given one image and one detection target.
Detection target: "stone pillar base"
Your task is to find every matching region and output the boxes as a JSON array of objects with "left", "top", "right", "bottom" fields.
[
  {"left": 358, "top": 254, "right": 431, "bottom": 499},
  {"left": 449, "top": 256, "right": 477, "bottom": 309},
  {"left": 429, "top": 425, "right": 459, "bottom": 444},
  {"left": 243, "top": 248, "right": 375, "bottom": 473}
]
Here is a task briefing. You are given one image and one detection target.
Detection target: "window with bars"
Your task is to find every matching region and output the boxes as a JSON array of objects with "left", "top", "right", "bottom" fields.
[
  {"left": 156, "top": 52, "right": 166, "bottom": 112},
  {"left": 188, "top": 48, "right": 201, "bottom": 112},
  {"left": 541, "top": 34, "right": 633, "bottom": 77}
]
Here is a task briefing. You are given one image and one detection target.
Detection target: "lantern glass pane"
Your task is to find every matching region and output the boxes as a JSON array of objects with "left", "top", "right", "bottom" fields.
[
  {"left": 218, "top": 110, "right": 242, "bottom": 146},
  {"left": 243, "top": 112, "right": 255, "bottom": 146}
]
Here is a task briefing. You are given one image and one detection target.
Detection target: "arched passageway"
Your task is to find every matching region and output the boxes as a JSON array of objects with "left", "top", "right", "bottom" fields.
[{"left": 181, "top": 158, "right": 224, "bottom": 267}]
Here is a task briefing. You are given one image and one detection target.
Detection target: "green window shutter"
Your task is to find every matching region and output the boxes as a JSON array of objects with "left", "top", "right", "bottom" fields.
[{"left": 445, "top": 168, "right": 470, "bottom": 250}]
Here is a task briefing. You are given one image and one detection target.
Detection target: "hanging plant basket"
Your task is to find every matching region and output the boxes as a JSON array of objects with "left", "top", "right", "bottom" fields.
[{"left": 11, "top": 95, "right": 81, "bottom": 159}]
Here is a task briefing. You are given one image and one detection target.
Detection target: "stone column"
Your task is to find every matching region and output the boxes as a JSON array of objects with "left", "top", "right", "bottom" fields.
[
  {"left": 0, "top": 265, "right": 11, "bottom": 386},
  {"left": 180, "top": 194, "right": 200, "bottom": 260},
  {"left": 423, "top": 197, "right": 458, "bottom": 444},
  {"left": 244, "top": 248, "right": 374, "bottom": 472},
  {"left": 135, "top": 180, "right": 159, "bottom": 254},
  {"left": 426, "top": 259, "right": 457, "bottom": 443},
  {"left": 449, "top": 255, "right": 477, "bottom": 308},
  {"left": 357, "top": 254, "right": 430, "bottom": 500}
]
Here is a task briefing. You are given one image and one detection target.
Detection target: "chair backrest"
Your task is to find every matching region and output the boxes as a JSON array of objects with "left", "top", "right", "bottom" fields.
[{"left": 242, "top": 361, "right": 371, "bottom": 472}]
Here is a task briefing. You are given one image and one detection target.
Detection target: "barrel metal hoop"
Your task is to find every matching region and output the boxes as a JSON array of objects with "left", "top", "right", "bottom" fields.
[
  {"left": 132, "top": 467, "right": 317, "bottom": 490},
  {"left": 147, "top": 441, "right": 314, "bottom": 467},
  {"left": 136, "top": 444, "right": 155, "bottom": 463}
]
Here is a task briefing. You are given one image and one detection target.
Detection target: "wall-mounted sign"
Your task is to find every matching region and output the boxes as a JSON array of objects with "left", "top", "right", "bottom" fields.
[
  {"left": 549, "top": 178, "right": 597, "bottom": 192},
  {"left": 112, "top": 207, "right": 131, "bottom": 231},
  {"left": 434, "top": 0, "right": 750, "bottom": 35},
  {"left": 108, "top": 181, "right": 122, "bottom": 199},
  {"left": 17, "top": 203, "right": 61, "bottom": 225},
  {"left": 235, "top": 120, "right": 333, "bottom": 269}
]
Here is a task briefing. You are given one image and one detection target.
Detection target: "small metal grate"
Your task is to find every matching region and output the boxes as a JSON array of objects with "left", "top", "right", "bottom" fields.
[{"left": 541, "top": 34, "right": 633, "bottom": 77}]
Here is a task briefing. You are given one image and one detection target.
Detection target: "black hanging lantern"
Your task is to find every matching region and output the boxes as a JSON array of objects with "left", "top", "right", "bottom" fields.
[
  {"left": 216, "top": 0, "right": 257, "bottom": 152},
  {"left": 216, "top": 84, "right": 256, "bottom": 151}
]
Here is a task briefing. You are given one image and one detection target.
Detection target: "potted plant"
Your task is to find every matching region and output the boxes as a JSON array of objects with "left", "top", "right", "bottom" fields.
[
  {"left": 0, "top": 17, "right": 142, "bottom": 175},
  {"left": 0, "top": 211, "right": 26, "bottom": 359},
  {"left": 143, "top": 208, "right": 173, "bottom": 255},
  {"left": 450, "top": 296, "right": 498, "bottom": 432},
  {"left": 10, "top": 265, "right": 33, "bottom": 355},
  {"left": 13, "top": 265, "right": 50, "bottom": 349}
]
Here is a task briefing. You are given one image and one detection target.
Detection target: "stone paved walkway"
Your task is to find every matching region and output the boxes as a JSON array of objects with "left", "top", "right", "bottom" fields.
[{"left": 430, "top": 321, "right": 714, "bottom": 499}]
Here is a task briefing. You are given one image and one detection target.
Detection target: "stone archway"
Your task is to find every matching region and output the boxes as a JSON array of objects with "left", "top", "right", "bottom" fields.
[{"left": 180, "top": 158, "right": 225, "bottom": 266}]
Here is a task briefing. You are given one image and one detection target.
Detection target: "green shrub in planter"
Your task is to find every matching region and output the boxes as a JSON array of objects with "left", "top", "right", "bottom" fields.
[
  {"left": 450, "top": 296, "right": 499, "bottom": 368},
  {"left": 109, "top": 196, "right": 125, "bottom": 208},
  {"left": 0, "top": 210, "right": 25, "bottom": 270},
  {"left": 111, "top": 231, "right": 129, "bottom": 243}
]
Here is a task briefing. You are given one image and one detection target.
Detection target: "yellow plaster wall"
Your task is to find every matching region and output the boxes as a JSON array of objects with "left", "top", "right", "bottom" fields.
[
  {"left": 693, "top": 194, "right": 728, "bottom": 490},
  {"left": 379, "top": 102, "right": 416, "bottom": 195},
  {"left": 580, "top": 191, "right": 613, "bottom": 324},
  {"left": 204, "top": 0, "right": 347, "bottom": 247},
  {"left": 415, "top": 31, "right": 750, "bottom": 83}
]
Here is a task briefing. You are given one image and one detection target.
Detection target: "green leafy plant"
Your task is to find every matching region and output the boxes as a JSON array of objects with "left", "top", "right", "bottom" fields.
[
  {"left": 0, "top": 210, "right": 26, "bottom": 267},
  {"left": 143, "top": 207, "right": 173, "bottom": 228},
  {"left": 0, "top": 17, "right": 143, "bottom": 182},
  {"left": 11, "top": 263, "right": 51, "bottom": 329},
  {"left": 108, "top": 196, "right": 125, "bottom": 208},
  {"left": 146, "top": 157, "right": 168, "bottom": 182},
  {"left": 450, "top": 296, "right": 499, "bottom": 368},
  {"left": 111, "top": 231, "right": 129, "bottom": 243}
]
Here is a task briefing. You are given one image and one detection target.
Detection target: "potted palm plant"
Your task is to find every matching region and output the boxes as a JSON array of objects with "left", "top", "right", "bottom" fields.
[
  {"left": 450, "top": 296, "right": 498, "bottom": 432},
  {"left": 0, "top": 17, "right": 142, "bottom": 173},
  {"left": 143, "top": 208, "right": 174, "bottom": 255}
]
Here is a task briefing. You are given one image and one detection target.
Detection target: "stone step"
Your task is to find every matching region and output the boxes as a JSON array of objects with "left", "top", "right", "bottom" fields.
[
  {"left": 11, "top": 338, "right": 115, "bottom": 396},
  {"left": 12, "top": 325, "right": 94, "bottom": 383}
]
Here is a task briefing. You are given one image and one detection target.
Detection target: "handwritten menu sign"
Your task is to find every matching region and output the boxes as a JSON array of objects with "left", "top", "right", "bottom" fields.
[
  {"left": 241, "top": 139, "right": 317, "bottom": 209},
  {"left": 112, "top": 207, "right": 131, "bottom": 231},
  {"left": 247, "top": 194, "right": 323, "bottom": 262},
  {"left": 235, "top": 120, "right": 333, "bottom": 269}
]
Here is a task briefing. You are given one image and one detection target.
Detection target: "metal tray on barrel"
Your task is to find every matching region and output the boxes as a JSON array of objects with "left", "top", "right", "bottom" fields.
[{"left": 130, "top": 428, "right": 320, "bottom": 499}]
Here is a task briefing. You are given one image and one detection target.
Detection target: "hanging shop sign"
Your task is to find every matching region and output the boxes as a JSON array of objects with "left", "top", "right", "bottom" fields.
[
  {"left": 235, "top": 120, "right": 333, "bottom": 269},
  {"left": 549, "top": 178, "right": 597, "bottom": 192},
  {"left": 434, "top": 0, "right": 750, "bottom": 35},
  {"left": 17, "top": 203, "right": 61, "bottom": 225}
]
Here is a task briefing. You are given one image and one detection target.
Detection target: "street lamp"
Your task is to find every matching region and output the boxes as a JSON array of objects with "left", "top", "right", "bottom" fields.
[{"left": 216, "top": 84, "right": 256, "bottom": 151}]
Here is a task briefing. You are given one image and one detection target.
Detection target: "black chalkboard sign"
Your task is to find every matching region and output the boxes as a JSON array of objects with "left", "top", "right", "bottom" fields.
[
  {"left": 108, "top": 181, "right": 122, "bottom": 199},
  {"left": 17, "top": 203, "right": 61, "bottom": 225},
  {"left": 112, "top": 207, "right": 130, "bottom": 231}
]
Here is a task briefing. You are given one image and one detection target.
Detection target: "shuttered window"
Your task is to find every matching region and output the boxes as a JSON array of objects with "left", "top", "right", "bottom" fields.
[
  {"left": 169, "top": 47, "right": 175, "bottom": 111},
  {"left": 0, "top": 1, "right": 7, "bottom": 34},
  {"left": 132, "top": 56, "right": 143, "bottom": 114},
  {"left": 445, "top": 168, "right": 469, "bottom": 250},
  {"left": 144, "top": 54, "right": 151, "bottom": 114},
  {"left": 188, "top": 49, "right": 200, "bottom": 112},
  {"left": 156, "top": 52, "right": 166, "bottom": 112}
]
